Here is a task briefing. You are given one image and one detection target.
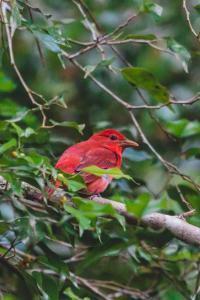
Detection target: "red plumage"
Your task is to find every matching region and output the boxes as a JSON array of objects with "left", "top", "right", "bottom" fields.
[{"left": 54, "top": 128, "right": 139, "bottom": 195}]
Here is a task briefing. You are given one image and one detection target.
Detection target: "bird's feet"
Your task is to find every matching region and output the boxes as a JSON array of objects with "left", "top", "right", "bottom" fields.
[{"left": 89, "top": 194, "right": 101, "bottom": 200}]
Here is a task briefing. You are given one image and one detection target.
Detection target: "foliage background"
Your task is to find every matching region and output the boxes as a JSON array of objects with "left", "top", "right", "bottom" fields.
[{"left": 0, "top": 0, "right": 200, "bottom": 299}]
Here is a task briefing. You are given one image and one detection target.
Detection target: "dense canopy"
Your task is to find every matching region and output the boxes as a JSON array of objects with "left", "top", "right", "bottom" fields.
[{"left": 0, "top": 0, "right": 200, "bottom": 299}]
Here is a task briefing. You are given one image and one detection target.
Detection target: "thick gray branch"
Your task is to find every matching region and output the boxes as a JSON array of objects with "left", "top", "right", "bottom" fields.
[
  {"left": 92, "top": 197, "right": 200, "bottom": 247},
  {"left": 1, "top": 177, "right": 200, "bottom": 247},
  {"left": 51, "top": 190, "right": 200, "bottom": 247}
]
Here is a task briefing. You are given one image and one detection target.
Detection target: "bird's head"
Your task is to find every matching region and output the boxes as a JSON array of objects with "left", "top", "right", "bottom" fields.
[{"left": 90, "top": 128, "right": 139, "bottom": 150}]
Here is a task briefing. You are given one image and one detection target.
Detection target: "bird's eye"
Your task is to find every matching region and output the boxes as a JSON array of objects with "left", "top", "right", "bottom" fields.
[{"left": 110, "top": 135, "right": 118, "bottom": 140}]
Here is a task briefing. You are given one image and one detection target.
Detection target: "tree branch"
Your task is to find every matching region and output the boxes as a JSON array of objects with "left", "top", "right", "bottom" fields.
[
  {"left": 0, "top": 177, "right": 199, "bottom": 247},
  {"left": 27, "top": 186, "right": 200, "bottom": 247},
  {"left": 91, "top": 196, "right": 200, "bottom": 247},
  {"left": 182, "top": 0, "right": 198, "bottom": 38}
]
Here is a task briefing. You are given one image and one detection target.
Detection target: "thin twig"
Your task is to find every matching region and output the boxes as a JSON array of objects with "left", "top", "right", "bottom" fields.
[
  {"left": 104, "top": 13, "right": 139, "bottom": 39},
  {"left": 1, "top": 1, "right": 47, "bottom": 127},
  {"left": 176, "top": 185, "right": 194, "bottom": 211},
  {"left": 182, "top": 0, "right": 198, "bottom": 38}
]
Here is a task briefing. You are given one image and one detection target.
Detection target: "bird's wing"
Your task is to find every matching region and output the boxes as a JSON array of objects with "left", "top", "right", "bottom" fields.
[
  {"left": 55, "top": 142, "right": 121, "bottom": 184},
  {"left": 76, "top": 147, "right": 119, "bottom": 184},
  {"left": 55, "top": 145, "right": 82, "bottom": 174}
]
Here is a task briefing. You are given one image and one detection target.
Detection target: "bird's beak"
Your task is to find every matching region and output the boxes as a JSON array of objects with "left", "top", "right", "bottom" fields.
[{"left": 120, "top": 139, "right": 139, "bottom": 148}]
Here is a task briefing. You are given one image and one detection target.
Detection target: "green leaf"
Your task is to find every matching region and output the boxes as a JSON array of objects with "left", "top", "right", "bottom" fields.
[
  {"left": 64, "top": 287, "right": 90, "bottom": 300},
  {"left": 124, "top": 33, "right": 156, "bottom": 40},
  {"left": 142, "top": 0, "right": 163, "bottom": 18},
  {"left": 33, "top": 31, "right": 61, "bottom": 53},
  {"left": 77, "top": 238, "right": 132, "bottom": 273},
  {"left": 64, "top": 204, "right": 91, "bottom": 236},
  {"left": 0, "top": 223, "right": 9, "bottom": 234},
  {"left": 41, "top": 274, "right": 59, "bottom": 300},
  {"left": 194, "top": 4, "right": 200, "bottom": 14},
  {"left": 23, "top": 127, "right": 36, "bottom": 138},
  {"left": 67, "top": 178, "right": 86, "bottom": 192},
  {"left": 0, "top": 48, "right": 4, "bottom": 68},
  {"left": 44, "top": 238, "right": 72, "bottom": 258},
  {"left": 11, "top": 122, "right": 23, "bottom": 136},
  {"left": 0, "top": 202, "right": 15, "bottom": 222},
  {"left": 182, "top": 139, "right": 200, "bottom": 158},
  {"left": 121, "top": 67, "right": 169, "bottom": 103},
  {"left": 0, "top": 72, "right": 16, "bottom": 92},
  {"left": 98, "top": 57, "right": 115, "bottom": 67},
  {"left": 126, "top": 193, "right": 151, "bottom": 217},
  {"left": 81, "top": 165, "right": 132, "bottom": 180},
  {"left": 0, "top": 98, "right": 24, "bottom": 117},
  {"left": 145, "top": 192, "right": 183, "bottom": 214},
  {"left": 11, "top": 123, "right": 36, "bottom": 139},
  {"left": 57, "top": 173, "right": 86, "bottom": 192},
  {"left": 166, "top": 38, "right": 191, "bottom": 73},
  {"left": 1, "top": 172, "right": 21, "bottom": 194},
  {"left": 50, "top": 119, "right": 85, "bottom": 134},
  {"left": 0, "top": 138, "right": 17, "bottom": 155},
  {"left": 74, "top": 197, "right": 125, "bottom": 230},
  {"left": 166, "top": 119, "right": 200, "bottom": 137},
  {"left": 161, "top": 288, "right": 185, "bottom": 300}
]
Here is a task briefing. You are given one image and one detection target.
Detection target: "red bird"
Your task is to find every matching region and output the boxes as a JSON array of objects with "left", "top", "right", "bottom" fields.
[{"left": 55, "top": 129, "right": 139, "bottom": 195}]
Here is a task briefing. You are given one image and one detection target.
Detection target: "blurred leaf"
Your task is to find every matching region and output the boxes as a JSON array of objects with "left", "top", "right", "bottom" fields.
[
  {"left": 64, "top": 204, "right": 91, "bottom": 236},
  {"left": 194, "top": 4, "right": 200, "bottom": 14},
  {"left": 182, "top": 139, "right": 200, "bottom": 157},
  {"left": 33, "top": 31, "right": 61, "bottom": 53},
  {"left": 145, "top": 192, "right": 183, "bottom": 214},
  {"left": 161, "top": 288, "right": 185, "bottom": 300},
  {"left": 81, "top": 165, "right": 132, "bottom": 180},
  {"left": 166, "top": 119, "right": 200, "bottom": 137},
  {"left": 124, "top": 148, "right": 152, "bottom": 161},
  {"left": 67, "top": 178, "right": 86, "bottom": 192},
  {"left": 0, "top": 138, "right": 17, "bottom": 155},
  {"left": 0, "top": 98, "right": 24, "bottom": 117},
  {"left": 77, "top": 238, "right": 132, "bottom": 273},
  {"left": 1, "top": 172, "right": 21, "bottom": 194},
  {"left": 0, "top": 48, "right": 4, "bottom": 68},
  {"left": 0, "top": 223, "right": 9, "bottom": 234},
  {"left": 64, "top": 287, "right": 90, "bottom": 300},
  {"left": 74, "top": 197, "right": 125, "bottom": 229},
  {"left": 98, "top": 57, "right": 115, "bottom": 67},
  {"left": 23, "top": 127, "right": 36, "bottom": 138},
  {"left": 0, "top": 72, "right": 16, "bottom": 92},
  {"left": 126, "top": 193, "right": 151, "bottom": 217},
  {"left": 142, "top": 0, "right": 163, "bottom": 18},
  {"left": 0, "top": 203, "right": 15, "bottom": 222},
  {"left": 166, "top": 38, "right": 191, "bottom": 72},
  {"left": 57, "top": 173, "right": 86, "bottom": 192},
  {"left": 83, "top": 65, "right": 96, "bottom": 78},
  {"left": 121, "top": 67, "right": 169, "bottom": 103},
  {"left": 125, "top": 34, "right": 156, "bottom": 40},
  {"left": 42, "top": 274, "right": 59, "bottom": 300},
  {"left": 44, "top": 238, "right": 72, "bottom": 258}
]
